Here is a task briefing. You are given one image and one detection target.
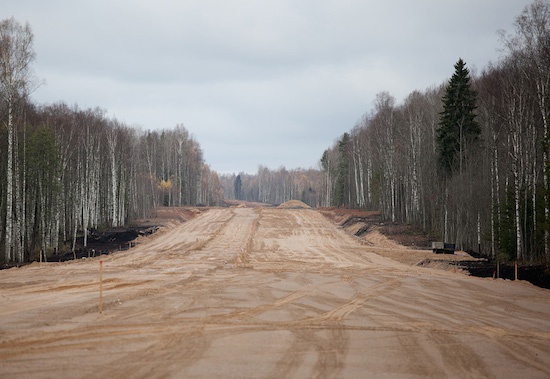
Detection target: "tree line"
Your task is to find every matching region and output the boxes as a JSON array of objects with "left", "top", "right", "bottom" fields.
[
  {"left": 227, "top": 1, "right": 550, "bottom": 263},
  {"left": 220, "top": 167, "right": 323, "bottom": 206},
  {"left": 0, "top": 18, "right": 223, "bottom": 263}
]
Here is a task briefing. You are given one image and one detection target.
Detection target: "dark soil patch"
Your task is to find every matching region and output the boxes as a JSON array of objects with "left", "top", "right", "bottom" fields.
[
  {"left": 0, "top": 225, "right": 159, "bottom": 268},
  {"left": 0, "top": 262, "right": 28, "bottom": 270},
  {"left": 341, "top": 217, "right": 376, "bottom": 236},
  {"left": 318, "top": 207, "right": 381, "bottom": 222},
  {"left": 458, "top": 260, "right": 550, "bottom": 290},
  {"left": 53, "top": 226, "right": 159, "bottom": 262},
  {"left": 1, "top": 206, "right": 202, "bottom": 269}
]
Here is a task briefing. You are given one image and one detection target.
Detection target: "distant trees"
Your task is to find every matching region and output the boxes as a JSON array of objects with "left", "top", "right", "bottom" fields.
[{"left": 221, "top": 167, "right": 322, "bottom": 207}]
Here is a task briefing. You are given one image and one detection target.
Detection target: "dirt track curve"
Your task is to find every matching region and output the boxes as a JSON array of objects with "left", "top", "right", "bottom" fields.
[{"left": 1, "top": 207, "right": 550, "bottom": 378}]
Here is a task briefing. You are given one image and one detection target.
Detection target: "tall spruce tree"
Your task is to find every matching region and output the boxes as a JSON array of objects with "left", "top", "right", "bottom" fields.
[
  {"left": 335, "top": 133, "right": 350, "bottom": 206},
  {"left": 234, "top": 174, "right": 242, "bottom": 200},
  {"left": 437, "top": 58, "right": 481, "bottom": 175}
]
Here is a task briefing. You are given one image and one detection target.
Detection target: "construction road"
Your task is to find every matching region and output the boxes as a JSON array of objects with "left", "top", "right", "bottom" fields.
[{"left": 1, "top": 207, "right": 549, "bottom": 378}]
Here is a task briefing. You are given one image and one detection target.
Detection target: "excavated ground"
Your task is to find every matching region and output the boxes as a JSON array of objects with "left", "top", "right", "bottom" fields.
[
  {"left": 1, "top": 206, "right": 549, "bottom": 378},
  {"left": 319, "top": 207, "right": 550, "bottom": 289}
]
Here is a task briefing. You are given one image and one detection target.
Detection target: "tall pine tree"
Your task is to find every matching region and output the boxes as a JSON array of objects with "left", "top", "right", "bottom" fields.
[{"left": 437, "top": 58, "right": 481, "bottom": 175}]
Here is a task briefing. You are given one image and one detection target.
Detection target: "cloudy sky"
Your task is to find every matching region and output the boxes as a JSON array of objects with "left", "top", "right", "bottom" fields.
[{"left": 6, "top": 0, "right": 532, "bottom": 174}]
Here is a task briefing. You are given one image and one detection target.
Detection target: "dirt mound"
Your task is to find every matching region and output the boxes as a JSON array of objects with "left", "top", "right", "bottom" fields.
[
  {"left": 223, "top": 199, "right": 271, "bottom": 208},
  {"left": 277, "top": 200, "right": 311, "bottom": 209}
]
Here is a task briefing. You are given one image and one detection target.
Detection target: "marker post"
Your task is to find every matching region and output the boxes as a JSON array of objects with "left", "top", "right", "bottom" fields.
[{"left": 99, "top": 260, "right": 103, "bottom": 314}]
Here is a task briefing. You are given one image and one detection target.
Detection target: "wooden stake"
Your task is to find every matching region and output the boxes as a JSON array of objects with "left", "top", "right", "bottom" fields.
[
  {"left": 39, "top": 249, "right": 42, "bottom": 264},
  {"left": 514, "top": 260, "right": 518, "bottom": 281},
  {"left": 99, "top": 260, "right": 103, "bottom": 314},
  {"left": 496, "top": 261, "right": 499, "bottom": 279}
]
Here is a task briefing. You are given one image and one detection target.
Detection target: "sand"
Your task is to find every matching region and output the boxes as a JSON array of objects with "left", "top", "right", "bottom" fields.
[{"left": 1, "top": 207, "right": 549, "bottom": 378}]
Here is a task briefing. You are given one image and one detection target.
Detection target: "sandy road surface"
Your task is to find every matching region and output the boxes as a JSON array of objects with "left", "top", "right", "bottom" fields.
[{"left": 1, "top": 207, "right": 550, "bottom": 378}]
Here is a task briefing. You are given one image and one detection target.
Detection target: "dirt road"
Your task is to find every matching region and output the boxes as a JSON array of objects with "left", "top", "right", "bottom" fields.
[{"left": 1, "top": 207, "right": 550, "bottom": 378}]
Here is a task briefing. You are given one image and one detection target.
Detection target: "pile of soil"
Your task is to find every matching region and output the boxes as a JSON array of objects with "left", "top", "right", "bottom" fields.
[
  {"left": 223, "top": 199, "right": 271, "bottom": 208},
  {"left": 277, "top": 200, "right": 311, "bottom": 209}
]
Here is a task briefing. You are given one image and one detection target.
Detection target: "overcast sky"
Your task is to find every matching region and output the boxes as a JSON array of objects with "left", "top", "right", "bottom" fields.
[{"left": 6, "top": 0, "right": 532, "bottom": 174}]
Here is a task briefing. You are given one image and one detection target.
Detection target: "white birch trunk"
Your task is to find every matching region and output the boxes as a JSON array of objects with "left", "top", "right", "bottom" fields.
[
  {"left": 513, "top": 161, "right": 522, "bottom": 261},
  {"left": 358, "top": 152, "right": 365, "bottom": 208},
  {"left": 107, "top": 129, "right": 119, "bottom": 226},
  {"left": 5, "top": 97, "right": 13, "bottom": 261},
  {"left": 491, "top": 154, "right": 498, "bottom": 258},
  {"left": 13, "top": 119, "right": 23, "bottom": 262}
]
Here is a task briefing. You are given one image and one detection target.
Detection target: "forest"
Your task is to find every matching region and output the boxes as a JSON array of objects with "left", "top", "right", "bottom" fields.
[
  {"left": 1, "top": 1, "right": 549, "bottom": 264},
  {"left": 0, "top": 17, "right": 224, "bottom": 262}
]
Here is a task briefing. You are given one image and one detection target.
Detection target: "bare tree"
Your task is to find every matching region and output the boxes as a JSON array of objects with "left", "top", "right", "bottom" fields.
[
  {"left": 0, "top": 18, "right": 37, "bottom": 262},
  {"left": 500, "top": 0, "right": 550, "bottom": 258}
]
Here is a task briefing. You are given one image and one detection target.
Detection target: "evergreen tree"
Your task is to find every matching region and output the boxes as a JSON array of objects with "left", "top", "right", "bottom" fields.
[
  {"left": 234, "top": 174, "right": 242, "bottom": 200},
  {"left": 437, "top": 58, "right": 481, "bottom": 175},
  {"left": 335, "top": 133, "right": 350, "bottom": 206}
]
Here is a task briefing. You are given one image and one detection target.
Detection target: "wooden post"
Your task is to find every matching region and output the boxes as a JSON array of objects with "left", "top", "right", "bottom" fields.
[
  {"left": 99, "top": 260, "right": 103, "bottom": 314},
  {"left": 39, "top": 249, "right": 42, "bottom": 264},
  {"left": 496, "top": 261, "right": 499, "bottom": 279},
  {"left": 514, "top": 260, "right": 518, "bottom": 281}
]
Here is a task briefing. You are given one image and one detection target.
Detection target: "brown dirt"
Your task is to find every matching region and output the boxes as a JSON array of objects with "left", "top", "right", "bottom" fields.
[
  {"left": 1, "top": 207, "right": 550, "bottom": 378},
  {"left": 223, "top": 199, "right": 272, "bottom": 208},
  {"left": 319, "top": 208, "right": 479, "bottom": 269},
  {"left": 277, "top": 200, "right": 311, "bottom": 209}
]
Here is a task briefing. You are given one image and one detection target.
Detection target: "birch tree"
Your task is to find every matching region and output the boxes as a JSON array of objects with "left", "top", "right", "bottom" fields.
[
  {"left": 403, "top": 91, "right": 426, "bottom": 223},
  {"left": 477, "top": 65, "right": 505, "bottom": 258},
  {"left": 372, "top": 92, "right": 398, "bottom": 221},
  {"left": 0, "top": 18, "right": 36, "bottom": 262},
  {"left": 501, "top": 0, "right": 550, "bottom": 258}
]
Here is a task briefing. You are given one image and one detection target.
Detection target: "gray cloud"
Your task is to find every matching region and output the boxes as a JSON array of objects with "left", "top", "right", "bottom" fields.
[{"left": 6, "top": 0, "right": 530, "bottom": 174}]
